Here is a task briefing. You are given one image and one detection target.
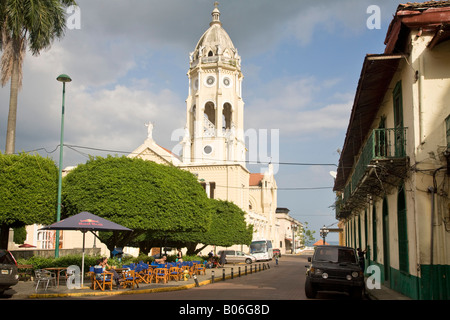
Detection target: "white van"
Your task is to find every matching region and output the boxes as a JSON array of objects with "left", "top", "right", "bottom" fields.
[{"left": 218, "top": 250, "right": 256, "bottom": 264}]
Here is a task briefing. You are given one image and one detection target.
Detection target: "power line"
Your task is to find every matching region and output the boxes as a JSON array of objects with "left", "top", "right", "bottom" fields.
[{"left": 60, "top": 144, "right": 339, "bottom": 167}]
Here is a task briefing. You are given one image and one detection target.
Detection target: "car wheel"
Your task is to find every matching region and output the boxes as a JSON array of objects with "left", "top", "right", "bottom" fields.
[
  {"left": 245, "top": 258, "right": 252, "bottom": 264},
  {"left": 304, "top": 278, "right": 317, "bottom": 299}
]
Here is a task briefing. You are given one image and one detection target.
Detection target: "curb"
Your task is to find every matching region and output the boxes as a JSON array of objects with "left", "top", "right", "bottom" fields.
[{"left": 25, "top": 264, "right": 270, "bottom": 299}]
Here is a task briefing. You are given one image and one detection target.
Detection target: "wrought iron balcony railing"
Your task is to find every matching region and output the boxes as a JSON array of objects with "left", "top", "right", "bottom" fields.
[{"left": 339, "top": 127, "right": 408, "bottom": 218}]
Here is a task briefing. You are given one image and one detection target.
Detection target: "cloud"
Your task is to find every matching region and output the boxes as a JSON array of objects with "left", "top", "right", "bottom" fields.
[{"left": 245, "top": 76, "right": 352, "bottom": 137}]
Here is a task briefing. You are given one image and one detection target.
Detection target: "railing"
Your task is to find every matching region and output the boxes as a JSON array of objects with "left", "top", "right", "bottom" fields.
[
  {"left": 191, "top": 56, "right": 239, "bottom": 69},
  {"left": 204, "top": 114, "right": 216, "bottom": 137},
  {"left": 346, "top": 127, "right": 407, "bottom": 197}
]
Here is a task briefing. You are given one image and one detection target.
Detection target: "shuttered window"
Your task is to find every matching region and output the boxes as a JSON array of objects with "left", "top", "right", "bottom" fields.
[{"left": 397, "top": 186, "right": 409, "bottom": 273}]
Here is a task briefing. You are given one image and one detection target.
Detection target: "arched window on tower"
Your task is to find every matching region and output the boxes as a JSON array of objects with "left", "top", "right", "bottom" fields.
[
  {"left": 222, "top": 103, "right": 232, "bottom": 130},
  {"left": 204, "top": 102, "right": 216, "bottom": 137},
  {"left": 190, "top": 105, "right": 196, "bottom": 136}
]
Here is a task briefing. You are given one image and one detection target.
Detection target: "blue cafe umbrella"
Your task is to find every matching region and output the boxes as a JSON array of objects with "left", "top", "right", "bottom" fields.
[{"left": 40, "top": 211, "right": 132, "bottom": 287}]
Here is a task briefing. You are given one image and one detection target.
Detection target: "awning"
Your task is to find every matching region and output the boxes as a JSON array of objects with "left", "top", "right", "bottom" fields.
[{"left": 334, "top": 54, "right": 402, "bottom": 191}]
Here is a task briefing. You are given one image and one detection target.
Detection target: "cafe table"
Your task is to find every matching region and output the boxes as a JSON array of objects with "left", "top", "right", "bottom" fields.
[{"left": 44, "top": 267, "right": 67, "bottom": 288}]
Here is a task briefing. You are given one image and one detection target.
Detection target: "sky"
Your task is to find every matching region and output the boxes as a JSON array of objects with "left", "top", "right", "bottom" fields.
[{"left": 0, "top": 0, "right": 402, "bottom": 243}]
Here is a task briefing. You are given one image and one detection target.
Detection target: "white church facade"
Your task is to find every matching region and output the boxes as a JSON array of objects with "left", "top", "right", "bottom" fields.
[{"left": 129, "top": 4, "right": 281, "bottom": 252}]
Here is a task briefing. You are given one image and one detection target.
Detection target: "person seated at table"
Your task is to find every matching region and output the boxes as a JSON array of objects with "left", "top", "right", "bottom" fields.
[
  {"left": 98, "top": 257, "right": 121, "bottom": 287},
  {"left": 206, "top": 257, "right": 215, "bottom": 269},
  {"left": 154, "top": 255, "right": 167, "bottom": 264}
]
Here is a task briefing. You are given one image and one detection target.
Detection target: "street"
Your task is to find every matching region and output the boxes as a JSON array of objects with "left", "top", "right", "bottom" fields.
[{"left": 87, "top": 255, "right": 362, "bottom": 301}]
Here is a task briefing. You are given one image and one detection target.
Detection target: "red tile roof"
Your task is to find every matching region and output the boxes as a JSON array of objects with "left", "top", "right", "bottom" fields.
[{"left": 249, "top": 173, "right": 264, "bottom": 186}]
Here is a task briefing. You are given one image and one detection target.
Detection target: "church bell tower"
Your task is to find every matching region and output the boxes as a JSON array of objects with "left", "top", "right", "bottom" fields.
[{"left": 182, "top": 3, "right": 246, "bottom": 167}]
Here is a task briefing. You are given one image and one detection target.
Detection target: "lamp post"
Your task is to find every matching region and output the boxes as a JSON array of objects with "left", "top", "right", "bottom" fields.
[{"left": 55, "top": 74, "right": 72, "bottom": 258}]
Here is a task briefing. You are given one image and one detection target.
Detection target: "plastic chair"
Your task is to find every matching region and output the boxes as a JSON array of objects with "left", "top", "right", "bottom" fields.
[
  {"left": 195, "top": 263, "right": 206, "bottom": 276},
  {"left": 121, "top": 269, "right": 138, "bottom": 289},
  {"left": 34, "top": 269, "right": 57, "bottom": 292},
  {"left": 93, "top": 267, "right": 113, "bottom": 291},
  {"left": 168, "top": 266, "right": 181, "bottom": 281},
  {"left": 154, "top": 268, "right": 169, "bottom": 284},
  {"left": 135, "top": 264, "right": 151, "bottom": 284}
]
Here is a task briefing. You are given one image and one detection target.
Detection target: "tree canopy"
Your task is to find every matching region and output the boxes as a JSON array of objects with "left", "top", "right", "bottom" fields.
[
  {"left": 62, "top": 156, "right": 213, "bottom": 249},
  {"left": 159, "top": 199, "right": 254, "bottom": 255},
  {"left": 0, "top": 152, "right": 58, "bottom": 248}
]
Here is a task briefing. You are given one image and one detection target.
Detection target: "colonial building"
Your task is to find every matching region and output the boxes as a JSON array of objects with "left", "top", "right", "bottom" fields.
[
  {"left": 129, "top": 4, "right": 280, "bottom": 250},
  {"left": 275, "top": 208, "right": 303, "bottom": 255},
  {"left": 334, "top": 2, "right": 450, "bottom": 300}
]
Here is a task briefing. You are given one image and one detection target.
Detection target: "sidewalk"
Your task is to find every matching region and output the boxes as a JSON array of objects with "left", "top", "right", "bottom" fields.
[
  {"left": 365, "top": 279, "right": 411, "bottom": 300},
  {"left": 5, "top": 263, "right": 269, "bottom": 299}
]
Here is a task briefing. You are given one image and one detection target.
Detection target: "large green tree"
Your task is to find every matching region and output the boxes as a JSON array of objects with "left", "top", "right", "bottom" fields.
[
  {"left": 161, "top": 199, "right": 254, "bottom": 255},
  {"left": 62, "top": 156, "right": 212, "bottom": 251},
  {"left": 0, "top": 152, "right": 58, "bottom": 249},
  {"left": 0, "top": 0, "right": 77, "bottom": 154}
]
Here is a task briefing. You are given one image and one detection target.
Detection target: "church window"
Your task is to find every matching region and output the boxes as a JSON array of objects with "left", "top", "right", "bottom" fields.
[
  {"left": 204, "top": 102, "right": 216, "bottom": 126},
  {"left": 208, "top": 50, "right": 214, "bottom": 57},
  {"left": 223, "top": 103, "right": 232, "bottom": 129},
  {"left": 206, "top": 76, "right": 216, "bottom": 86},
  {"left": 223, "top": 77, "right": 231, "bottom": 87},
  {"left": 209, "top": 182, "right": 216, "bottom": 199},
  {"left": 203, "top": 145, "right": 213, "bottom": 155}
]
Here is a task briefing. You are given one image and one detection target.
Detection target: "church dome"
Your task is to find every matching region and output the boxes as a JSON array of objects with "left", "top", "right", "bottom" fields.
[{"left": 190, "top": 3, "right": 241, "bottom": 67}]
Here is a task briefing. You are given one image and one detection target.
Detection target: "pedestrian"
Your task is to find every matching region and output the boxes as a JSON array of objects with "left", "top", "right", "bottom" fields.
[
  {"left": 177, "top": 248, "right": 183, "bottom": 263},
  {"left": 357, "top": 248, "right": 366, "bottom": 272},
  {"left": 219, "top": 251, "right": 226, "bottom": 267},
  {"left": 275, "top": 252, "right": 279, "bottom": 266}
]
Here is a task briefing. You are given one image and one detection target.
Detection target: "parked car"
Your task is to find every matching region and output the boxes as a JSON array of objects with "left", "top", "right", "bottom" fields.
[
  {"left": 304, "top": 245, "right": 364, "bottom": 299},
  {"left": 218, "top": 250, "right": 256, "bottom": 264},
  {"left": 0, "top": 250, "right": 19, "bottom": 295}
]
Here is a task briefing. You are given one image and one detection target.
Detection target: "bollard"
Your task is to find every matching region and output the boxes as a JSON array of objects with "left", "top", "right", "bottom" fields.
[
  {"left": 211, "top": 270, "right": 215, "bottom": 283},
  {"left": 254, "top": 265, "right": 257, "bottom": 273},
  {"left": 238, "top": 266, "right": 241, "bottom": 277},
  {"left": 193, "top": 275, "right": 199, "bottom": 287},
  {"left": 245, "top": 265, "right": 248, "bottom": 275},
  {"left": 267, "top": 263, "right": 270, "bottom": 269},
  {"left": 231, "top": 268, "right": 234, "bottom": 279},
  {"left": 223, "top": 268, "right": 226, "bottom": 281},
  {"left": 250, "top": 264, "right": 252, "bottom": 274},
  {"left": 259, "top": 264, "right": 261, "bottom": 272}
]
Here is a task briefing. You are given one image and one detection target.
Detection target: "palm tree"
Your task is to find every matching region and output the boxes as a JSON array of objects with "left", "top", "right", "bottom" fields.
[{"left": 0, "top": 0, "right": 77, "bottom": 155}]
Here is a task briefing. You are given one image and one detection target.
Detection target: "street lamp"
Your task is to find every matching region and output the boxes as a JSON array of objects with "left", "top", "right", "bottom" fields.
[{"left": 55, "top": 74, "right": 72, "bottom": 258}]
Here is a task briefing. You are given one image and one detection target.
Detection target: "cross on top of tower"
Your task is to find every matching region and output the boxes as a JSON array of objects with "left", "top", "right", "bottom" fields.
[{"left": 211, "top": 1, "right": 221, "bottom": 26}]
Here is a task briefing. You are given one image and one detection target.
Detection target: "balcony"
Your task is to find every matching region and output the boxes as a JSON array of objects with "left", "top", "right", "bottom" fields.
[
  {"left": 190, "top": 56, "right": 240, "bottom": 69},
  {"left": 336, "top": 128, "right": 409, "bottom": 219}
]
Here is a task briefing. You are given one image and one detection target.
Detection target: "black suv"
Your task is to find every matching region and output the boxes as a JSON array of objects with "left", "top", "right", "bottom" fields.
[
  {"left": 305, "top": 245, "right": 364, "bottom": 299},
  {"left": 0, "top": 249, "right": 19, "bottom": 295}
]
